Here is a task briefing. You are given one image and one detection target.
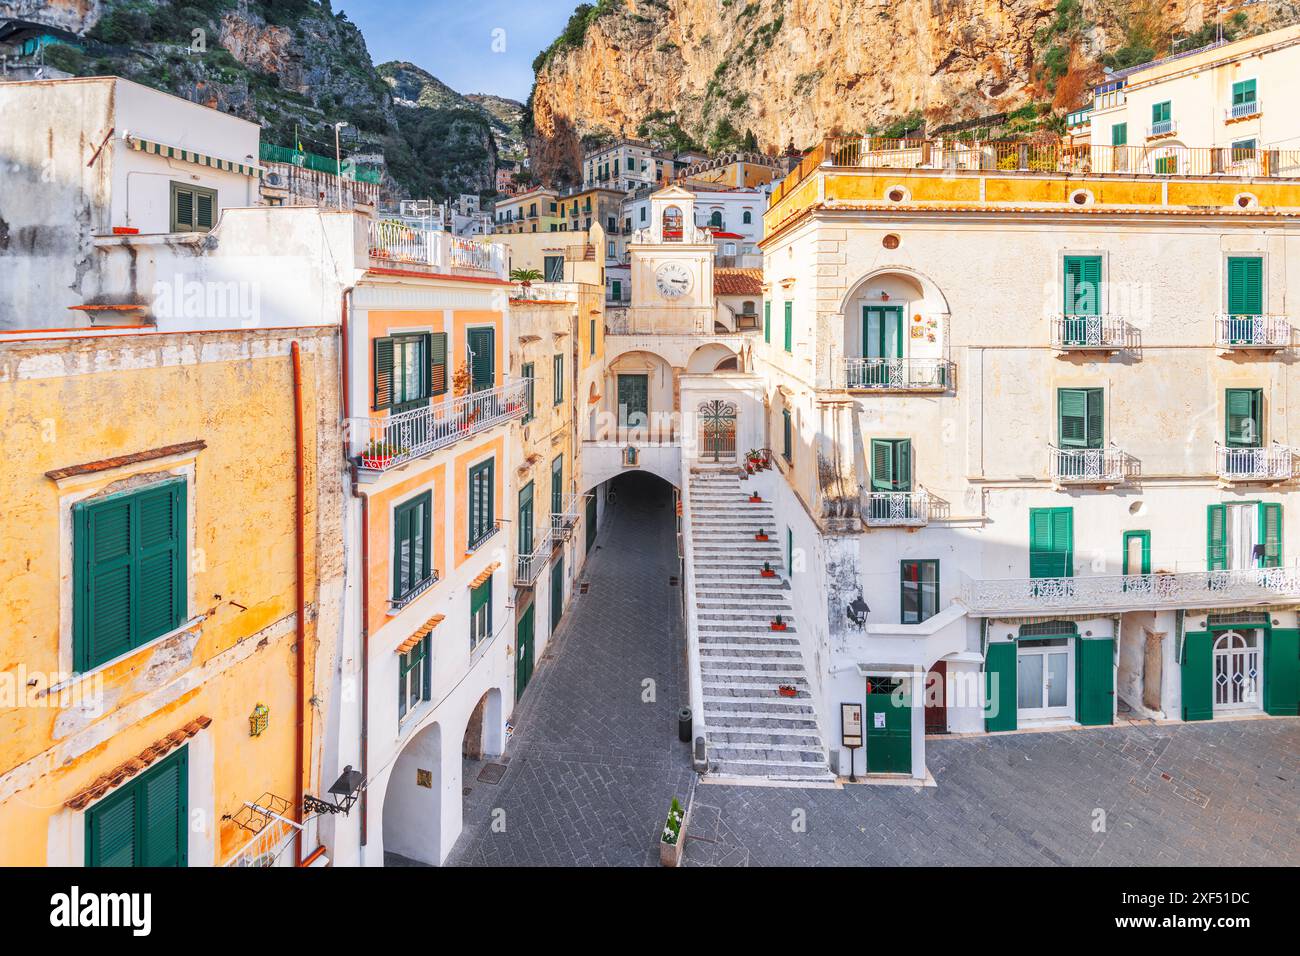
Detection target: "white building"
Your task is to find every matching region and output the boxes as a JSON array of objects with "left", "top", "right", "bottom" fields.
[
  {"left": 582, "top": 139, "right": 661, "bottom": 192},
  {"left": 623, "top": 185, "right": 766, "bottom": 269}
]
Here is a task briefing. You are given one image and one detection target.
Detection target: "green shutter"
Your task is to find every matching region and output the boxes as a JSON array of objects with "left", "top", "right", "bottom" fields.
[
  {"left": 1111, "top": 123, "right": 1127, "bottom": 147},
  {"left": 1262, "top": 628, "right": 1299, "bottom": 716},
  {"left": 870, "top": 439, "right": 894, "bottom": 491},
  {"left": 85, "top": 778, "right": 138, "bottom": 866},
  {"left": 1063, "top": 255, "right": 1101, "bottom": 315},
  {"left": 553, "top": 353, "right": 564, "bottom": 405},
  {"left": 551, "top": 456, "right": 563, "bottom": 515},
  {"left": 428, "top": 332, "right": 448, "bottom": 396},
  {"left": 468, "top": 327, "right": 495, "bottom": 392},
  {"left": 469, "top": 459, "right": 494, "bottom": 547},
  {"left": 521, "top": 362, "right": 535, "bottom": 422},
  {"left": 195, "top": 191, "right": 214, "bottom": 231},
  {"left": 1225, "top": 388, "right": 1261, "bottom": 447},
  {"left": 1122, "top": 530, "right": 1151, "bottom": 575},
  {"left": 471, "top": 578, "right": 492, "bottom": 639},
  {"left": 763, "top": 301, "right": 771, "bottom": 343},
  {"left": 894, "top": 439, "right": 912, "bottom": 491},
  {"left": 1181, "top": 632, "right": 1214, "bottom": 721},
  {"left": 984, "top": 642, "right": 1018, "bottom": 732},
  {"left": 1152, "top": 101, "right": 1170, "bottom": 123},
  {"left": 173, "top": 187, "right": 194, "bottom": 231},
  {"left": 1227, "top": 257, "right": 1263, "bottom": 315},
  {"left": 783, "top": 301, "right": 793, "bottom": 352},
  {"left": 373, "top": 337, "right": 394, "bottom": 410},
  {"left": 1058, "top": 388, "right": 1087, "bottom": 447},
  {"left": 1029, "top": 507, "right": 1072, "bottom": 578},
  {"left": 86, "top": 747, "right": 187, "bottom": 867},
  {"left": 518, "top": 481, "right": 534, "bottom": 554},
  {"left": 1206, "top": 504, "right": 1227, "bottom": 570},
  {"left": 1258, "top": 502, "right": 1282, "bottom": 567},
  {"left": 135, "top": 484, "right": 184, "bottom": 640},
  {"left": 781, "top": 409, "right": 792, "bottom": 461},
  {"left": 1232, "top": 79, "right": 1256, "bottom": 105},
  {"left": 1076, "top": 638, "right": 1114, "bottom": 726}
]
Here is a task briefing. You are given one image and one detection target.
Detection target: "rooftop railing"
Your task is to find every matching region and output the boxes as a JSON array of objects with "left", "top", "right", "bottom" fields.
[{"left": 367, "top": 220, "right": 507, "bottom": 278}]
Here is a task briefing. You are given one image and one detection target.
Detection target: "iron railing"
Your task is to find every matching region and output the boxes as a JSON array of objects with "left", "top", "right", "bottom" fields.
[
  {"left": 1050, "top": 315, "right": 1134, "bottom": 350},
  {"left": 863, "top": 490, "right": 931, "bottom": 527},
  {"left": 367, "top": 220, "right": 507, "bottom": 277},
  {"left": 1148, "top": 119, "right": 1177, "bottom": 138},
  {"left": 1215, "top": 442, "right": 1294, "bottom": 482},
  {"left": 844, "top": 357, "right": 952, "bottom": 390},
  {"left": 1214, "top": 314, "right": 1292, "bottom": 349},
  {"left": 1050, "top": 445, "right": 1131, "bottom": 484},
  {"left": 1227, "top": 98, "right": 1260, "bottom": 120},
  {"left": 514, "top": 532, "right": 552, "bottom": 587},
  {"left": 352, "top": 379, "right": 529, "bottom": 473},
  {"left": 550, "top": 492, "right": 591, "bottom": 539}
]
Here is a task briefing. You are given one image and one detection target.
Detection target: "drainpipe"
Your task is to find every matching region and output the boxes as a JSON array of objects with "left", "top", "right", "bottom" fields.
[{"left": 291, "top": 340, "right": 307, "bottom": 867}]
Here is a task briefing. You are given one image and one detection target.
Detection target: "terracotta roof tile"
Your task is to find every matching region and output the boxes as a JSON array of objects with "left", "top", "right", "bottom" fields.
[
  {"left": 470, "top": 562, "right": 501, "bottom": 589},
  {"left": 714, "top": 268, "right": 763, "bottom": 296},
  {"left": 65, "top": 716, "right": 212, "bottom": 810},
  {"left": 397, "top": 614, "right": 445, "bottom": 653}
]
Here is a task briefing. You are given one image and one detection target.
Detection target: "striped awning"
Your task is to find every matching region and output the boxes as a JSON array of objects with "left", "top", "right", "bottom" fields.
[{"left": 126, "top": 135, "right": 263, "bottom": 178}]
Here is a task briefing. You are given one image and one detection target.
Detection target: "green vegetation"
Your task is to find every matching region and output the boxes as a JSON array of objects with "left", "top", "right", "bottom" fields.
[
  {"left": 532, "top": 0, "right": 621, "bottom": 73},
  {"left": 1032, "top": 0, "right": 1091, "bottom": 94},
  {"left": 870, "top": 111, "right": 924, "bottom": 139},
  {"left": 636, "top": 110, "right": 702, "bottom": 153}
]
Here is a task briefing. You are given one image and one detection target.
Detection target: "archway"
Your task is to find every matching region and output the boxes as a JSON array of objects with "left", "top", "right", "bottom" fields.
[
  {"left": 840, "top": 268, "right": 950, "bottom": 390},
  {"left": 382, "top": 721, "right": 443, "bottom": 866},
  {"left": 687, "top": 342, "right": 739, "bottom": 374}
]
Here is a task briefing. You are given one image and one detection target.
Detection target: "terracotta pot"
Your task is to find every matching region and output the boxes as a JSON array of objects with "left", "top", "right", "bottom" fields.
[
  {"left": 749, "top": 495, "right": 763, "bottom": 503},
  {"left": 770, "top": 622, "right": 787, "bottom": 632},
  {"left": 778, "top": 686, "right": 798, "bottom": 698},
  {"left": 361, "top": 454, "right": 391, "bottom": 470},
  {"left": 755, "top": 534, "right": 769, "bottom": 541},
  {"left": 760, "top": 569, "right": 776, "bottom": 578}
]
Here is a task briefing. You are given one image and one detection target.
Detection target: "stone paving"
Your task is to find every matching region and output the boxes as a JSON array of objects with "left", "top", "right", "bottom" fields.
[{"left": 448, "top": 474, "right": 1300, "bottom": 867}]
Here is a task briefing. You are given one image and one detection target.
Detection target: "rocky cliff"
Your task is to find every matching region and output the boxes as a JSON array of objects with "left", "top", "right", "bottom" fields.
[{"left": 528, "top": 0, "right": 1292, "bottom": 183}]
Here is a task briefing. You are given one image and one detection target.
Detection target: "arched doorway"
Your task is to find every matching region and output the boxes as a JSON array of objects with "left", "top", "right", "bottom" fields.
[
  {"left": 698, "top": 399, "right": 737, "bottom": 462},
  {"left": 382, "top": 721, "right": 443, "bottom": 866},
  {"left": 1212, "top": 630, "right": 1261, "bottom": 712}
]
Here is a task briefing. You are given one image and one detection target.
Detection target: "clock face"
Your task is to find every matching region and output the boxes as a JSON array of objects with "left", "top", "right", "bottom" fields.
[{"left": 655, "top": 262, "right": 693, "bottom": 299}]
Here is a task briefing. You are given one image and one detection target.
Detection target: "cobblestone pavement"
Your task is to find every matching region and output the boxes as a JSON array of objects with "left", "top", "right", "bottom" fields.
[{"left": 448, "top": 479, "right": 1299, "bottom": 867}]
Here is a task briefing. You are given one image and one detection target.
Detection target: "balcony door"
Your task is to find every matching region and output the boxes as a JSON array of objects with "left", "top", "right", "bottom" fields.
[
  {"left": 861, "top": 306, "right": 903, "bottom": 387},
  {"left": 467, "top": 327, "right": 495, "bottom": 392}
]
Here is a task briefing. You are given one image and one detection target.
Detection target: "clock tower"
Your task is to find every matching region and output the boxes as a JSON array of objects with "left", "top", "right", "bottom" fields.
[{"left": 627, "top": 185, "right": 715, "bottom": 331}]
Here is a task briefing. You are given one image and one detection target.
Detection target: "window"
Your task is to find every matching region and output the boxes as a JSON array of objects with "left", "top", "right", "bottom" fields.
[
  {"left": 782, "top": 408, "right": 792, "bottom": 462},
  {"left": 1208, "top": 502, "right": 1281, "bottom": 569},
  {"left": 170, "top": 181, "right": 216, "bottom": 233},
  {"left": 393, "top": 491, "right": 433, "bottom": 602},
  {"left": 398, "top": 634, "right": 430, "bottom": 721},
  {"left": 870, "top": 438, "right": 912, "bottom": 492},
  {"left": 611, "top": 279, "right": 621, "bottom": 301},
  {"left": 73, "top": 481, "right": 187, "bottom": 672},
  {"left": 640, "top": 207, "right": 647, "bottom": 222},
  {"left": 783, "top": 301, "right": 793, "bottom": 352},
  {"left": 1231, "top": 78, "right": 1257, "bottom": 107},
  {"left": 470, "top": 577, "right": 492, "bottom": 650},
  {"left": 1058, "top": 387, "right": 1103, "bottom": 448},
  {"left": 607, "top": 241, "right": 615, "bottom": 258},
  {"left": 1227, "top": 256, "right": 1263, "bottom": 316},
  {"left": 786, "top": 527, "right": 793, "bottom": 577},
  {"left": 521, "top": 361, "right": 535, "bottom": 423},
  {"left": 743, "top": 210, "right": 752, "bottom": 224},
  {"left": 1152, "top": 101, "right": 1171, "bottom": 124},
  {"left": 1063, "top": 255, "right": 1102, "bottom": 316},
  {"left": 1225, "top": 388, "right": 1262, "bottom": 447},
  {"left": 553, "top": 353, "right": 564, "bottom": 405},
  {"left": 589, "top": 317, "right": 596, "bottom": 355},
  {"left": 1111, "top": 123, "right": 1127, "bottom": 147},
  {"left": 1029, "top": 507, "right": 1073, "bottom": 578},
  {"left": 709, "top": 210, "right": 723, "bottom": 228},
  {"left": 85, "top": 747, "right": 187, "bottom": 867},
  {"left": 551, "top": 455, "right": 564, "bottom": 517},
  {"left": 468, "top": 458, "right": 495, "bottom": 549},
  {"left": 543, "top": 255, "right": 564, "bottom": 282},
  {"left": 1231, "top": 138, "right": 1257, "bottom": 160},
  {"left": 763, "top": 301, "right": 771, "bottom": 343},
  {"left": 900, "top": 560, "right": 939, "bottom": 624},
  {"left": 467, "top": 327, "right": 495, "bottom": 392},
  {"left": 373, "top": 333, "right": 446, "bottom": 410},
  {"left": 1123, "top": 530, "right": 1150, "bottom": 575}
]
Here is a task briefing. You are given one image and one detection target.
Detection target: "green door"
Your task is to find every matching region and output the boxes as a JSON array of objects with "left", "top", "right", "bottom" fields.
[
  {"left": 1075, "top": 638, "right": 1114, "bottom": 725},
  {"left": 1181, "top": 631, "right": 1213, "bottom": 721},
  {"left": 515, "top": 604, "right": 535, "bottom": 701},
  {"left": 860, "top": 305, "right": 902, "bottom": 386},
  {"left": 1263, "top": 628, "right": 1299, "bottom": 716},
  {"left": 549, "top": 555, "right": 565, "bottom": 634},
  {"left": 865, "top": 678, "right": 911, "bottom": 774},
  {"left": 518, "top": 481, "right": 534, "bottom": 556},
  {"left": 616, "top": 373, "right": 648, "bottom": 427},
  {"left": 468, "top": 327, "right": 495, "bottom": 392},
  {"left": 1029, "top": 507, "right": 1073, "bottom": 578},
  {"left": 985, "top": 642, "right": 1018, "bottom": 732},
  {"left": 585, "top": 493, "right": 598, "bottom": 553}
]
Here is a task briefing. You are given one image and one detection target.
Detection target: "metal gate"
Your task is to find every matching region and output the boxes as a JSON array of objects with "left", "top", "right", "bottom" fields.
[{"left": 698, "top": 400, "right": 737, "bottom": 462}]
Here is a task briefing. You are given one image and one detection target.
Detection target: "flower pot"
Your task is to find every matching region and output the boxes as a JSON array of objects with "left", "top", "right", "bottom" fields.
[
  {"left": 760, "top": 569, "right": 776, "bottom": 578},
  {"left": 659, "top": 804, "right": 689, "bottom": 868},
  {"left": 755, "top": 534, "right": 769, "bottom": 541},
  {"left": 748, "top": 494, "right": 763, "bottom": 503},
  {"left": 361, "top": 454, "right": 391, "bottom": 470},
  {"left": 770, "top": 622, "right": 787, "bottom": 632},
  {"left": 778, "top": 685, "right": 798, "bottom": 698}
]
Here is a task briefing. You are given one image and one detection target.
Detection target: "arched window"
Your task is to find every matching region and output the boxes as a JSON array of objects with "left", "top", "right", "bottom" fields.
[
  {"left": 663, "top": 206, "right": 683, "bottom": 241},
  {"left": 743, "top": 210, "right": 752, "bottom": 224},
  {"left": 709, "top": 210, "right": 723, "bottom": 228}
]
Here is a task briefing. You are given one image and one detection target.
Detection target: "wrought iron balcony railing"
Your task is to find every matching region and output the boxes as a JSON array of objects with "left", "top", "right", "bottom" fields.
[
  {"left": 1148, "top": 119, "right": 1177, "bottom": 138},
  {"left": 960, "top": 565, "right": 1300, "bottom": 615},
  {"left": 1050, "top": 315, "right": 1134, "bottom": 350},
  {"left": 844, "top": 357, "right": 952, "bottom": 391},
  {"left": 1215, "top": 442, "right": 1294, "bottom": 482},
  {"left": 1227, "top": 98, "right": 1260, "bottom": 120},
  {"left": 514, "top": 532, "right": 552, "bottom": 587},
  {"left": 367, "top": 219, "right": 507, "bottom": 277},
  {"left": 1214, "top": 314, "right": 1292, "bottom": 349},
  {"left": 1050, "top": 444, "right": 1132, "bottom": 485},
  {"left": 550, "top": 493, "right": 591, "bottom": 540},
  {"left": 863, "top": 490, "right": 930, "bottom": 527},
  {"left": 352, "top": 379, "right": 529, "bottom": 474}
]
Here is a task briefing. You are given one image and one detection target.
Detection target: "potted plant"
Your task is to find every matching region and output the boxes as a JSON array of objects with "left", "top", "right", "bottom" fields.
[
  {"left": 452, "top": 364, "right": 472, "bottom": 398},
  {"left": 747, "top": 448, "right": 763, "bottom": 466},
  {"left": 770, "top": 614, "right": 787, "bottom": 632},
  {"left": 360, "top": 440, "right": 400, "bottom": 470},
  {"left": 748, "top": 491, "right": 763, "bottom": 503},
  {"left": 778, "top": 684, "right": 798, "bottom": 698},
  {"left": 760, "top": 561, "right": 777, "bottom": 579},
  {"left": 755, "top": 529, "right": 769, "bottom": 541},
  {"left": 510, "top": 267, "right": 543, "bottom": 297},
  {"left": 659, "top": 797, "right": 688, "bottom": 867}
]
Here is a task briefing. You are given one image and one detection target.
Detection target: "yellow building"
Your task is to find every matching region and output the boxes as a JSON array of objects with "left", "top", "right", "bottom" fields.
[{"left": 492, "top": 186, "right": 562, "bottom": 234}]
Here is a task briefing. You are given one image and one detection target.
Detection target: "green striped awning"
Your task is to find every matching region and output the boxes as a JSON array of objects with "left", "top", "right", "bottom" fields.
[{"left": 127, "top": 135, "right": 263, "bottom": 178}]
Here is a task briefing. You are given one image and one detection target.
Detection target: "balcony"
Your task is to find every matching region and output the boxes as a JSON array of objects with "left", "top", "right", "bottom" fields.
[
  {"left": 550, "top": 492, "right": 591, "bottom": 541},
  {"left": 352, "top": 379, "right": 529, "bottom": 477},
  {"left": 1214, "top": 314, "right": 1291, "bottom": 350},
  {"left": 1148, "top": 119, "right": 1177, "bottom": 139},
  {"left": 1215, "top": 442, "right": 1294, "bottom": 484},
  {"left": 1226, "top": 98, "right": 1261, "bottom": 121},
  {"left": 844, "top": 357, "right": 952, "bottom": 392},
  {"left": 1050, "top": 315, "right": 1135, "bottom": 352},
  {"left": 1065, "top": 105, "right": 1093, "bottom": 130},
  {"left": 960, "top": 565, "right": 1300, "bottom": 616},
  {"left": 863, "top": 490, "right": 931, "bottom": 528},
  {"left": 514, "top": 532, "right": 552, "bottom": 587},
  {"left": 366, "top": 219, "right": 507, "bottom": 278},
  {"left": 389, "top": 572, "right": 439, "bottom": 613},
  {"left": 1049, "top": 445, "right": 1133, "bottom": 487}
]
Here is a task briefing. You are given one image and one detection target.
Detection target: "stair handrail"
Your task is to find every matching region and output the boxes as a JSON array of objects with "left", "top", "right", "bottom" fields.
[{"left": 678, "top": 461, "right": 708, "bottom": 769}]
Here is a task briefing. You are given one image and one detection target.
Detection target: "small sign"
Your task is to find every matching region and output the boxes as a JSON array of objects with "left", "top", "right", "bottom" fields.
[
  {"left": 873, "top": 711, "right": 886, "bottom": 729},
  {"left": 416, "top": 769, "right": 433, "bottom": 788},
  {"left": 840, "top": 702, "right": 862, "bottom": 748}
]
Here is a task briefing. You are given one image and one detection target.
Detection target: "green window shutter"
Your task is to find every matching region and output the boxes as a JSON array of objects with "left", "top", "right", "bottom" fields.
[
  {"left": 1227, "top": 256, "right": 1263, "bottom": 315},
  {"left": 518, "top": 481, "right": 534, "bottom": 554},
  {"left": 553, "top": 353, "right": 563, "bottom": 404},
  {"left": 763, "top": 301, "right": 771, "bottom": 343},
  {"left": 1122, "top": 530, "right": 1151, "bottom": 575},
  {"left": 1152, "top": 101, "right": 1170, "bottom": 123},
  {"left": 1181, "top": 632, "right": 1214, "bottom": 721},
  {"left": 173, "top": 187, "right": 194, "bottom": 231},
  {"left": 393, "top": 491, "right": 431, "bottom": 598},
  {"left": 428, "top": 332, "right": 448, "bottom": 396},
  {"left": 783, "top": 302, "right": 793, "bottom": 352},
  {"left": 1111, "top": 123, "right": 1127, "bottom": 147},
  {"left": 85, "top": 747, "right": 187, "bottom": 867},
  {"left": 135, "top": 484, "right": 185, "bottom": 641},
  {"left": 894, "top": 439, "right": 912, "bottom": 491},
  {"left": 1225, "top": 388, "right": 1261, "bottom": 447},
  {"left": 1206, "top": 504, "right": 1227, "bottom": 570},
  {"left": 1258, "top": 502, "right": 1282, "bottom": 568},
  {"left": 373, "top": 337, "right": 394, "bottom": 410},
  {"left": 1262, "top": 628, "right": 1299, "bottom": 716},
  {"left": 195, "top": 191, "right": 215, "bottom": 231},
  {"left": 469, "top": 459, "right": 494, "bottom": 547},
  {"left": 1063, "top": 255, "right": 1101, "bottom": 315},
  {"left": 870, "top": 439, "right": 894, "bottom": 491},
  {"left": 471, "top": 577, "right": 492, "bottom": 615},
  {"left": 1075, "top": 638, "right": 1114, "bottom": 726},
  {"left": 1029, "top": 507, "right": 1072, "bottom": 578},
  {"left": 590, "top": 318, "right": 596, "bottom": 355},
  {"left": 1086, "top": 388, "right": 1104, "bottom": 448},
  {"left": 1058, "top": 388, "right": 1087, "bottom": 447},
  {"left": 782, "top": 409, "right": 792, "bottom": 461},
  {"left": 521, "top": 362, "right": 534, "bottom": 422},
  {"left": 85, "top": 778, "right": 138, "bottom": 866},
  {"left": 551, "top": 456, "right": 563, "bottom": 515},
  {"left": 984, "top": 642, "right": 1017, "bottom": 732},
  {"left": 468, "top": 328, "right": 495, "bottom": 392},
  {"left": 1232, "top": 79, "right": 1256, "bottom": 105}
]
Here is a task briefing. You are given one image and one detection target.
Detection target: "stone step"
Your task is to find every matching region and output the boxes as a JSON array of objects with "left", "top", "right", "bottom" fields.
[
  {"left": 711, "top": 759, "right": 836, "bottom": 781},
  {"left": 700, "top": 650, "right": 802, "bottom": 663},
  {"left": 701, "top": 662, "right": 807, "bottom": 678},
  {"left": 705, "top": 713, "right": 820, "bottom": 730},
  {"left": 711, "top": 740, "right": 826, "bottom": 759},
  {"left": 703, "top": 681, "right": 810, "bottom": 698}
]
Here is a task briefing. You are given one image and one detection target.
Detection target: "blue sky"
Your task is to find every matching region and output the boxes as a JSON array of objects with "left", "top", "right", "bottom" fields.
[{"left": 336, "top": 0, "right": 575, "bottom": 101}]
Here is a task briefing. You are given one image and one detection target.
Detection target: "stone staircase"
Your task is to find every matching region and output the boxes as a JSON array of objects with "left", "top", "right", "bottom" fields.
[{"left": 686, "top": 469, "right": 834, "bottom": 782}]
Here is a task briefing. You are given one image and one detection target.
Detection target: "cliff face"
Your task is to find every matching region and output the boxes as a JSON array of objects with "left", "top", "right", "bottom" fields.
[{"left": 528, "top": 0, "right": 1256, "bottom": 183}]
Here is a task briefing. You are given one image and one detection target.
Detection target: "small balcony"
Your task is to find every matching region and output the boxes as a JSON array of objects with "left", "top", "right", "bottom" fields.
[
  {"left": 389, "top": 572, "right": 439, "bottom": 613},
  {"left": 550, "top": 492, "right": 591, "bottom": 541},
  {"left": 1050, "top": 444, "right": 1133, "bottom": 487},
  {"left": 352, "top": 379, "right": 529, "bottom": 477},
  {"left": 367, "top": 219, "right": 507, "bottom": 278},
  {"left": 1065, "top": 105, "right": 1093, "bottom": 130},
  {"left": 1148, "top": 119, "right": 1177, "bottom": 139},
  {"left": 1216, "top": 442, "right": 1295, "bottom": 484},
  {"left": 1049, "top": 315, "right": 1134, "bottom": 352},
  {"left": 1226, "top": 98, "right": 1261, "bottom": 121},
  {"left": 844, "top": 357, "right": 953, "bottom": 392},
  {"left": 960, "top": 565, "right": 1300, "bottom": 616},
  {"left": 514, "top": 532, "right": 552, "bottom": 587},
  {"left": 863, "top": 490, "right": 931, "bottom": 528},
  {"left": 1214, "top": 314, "right": 1292, "bottom": 351}
]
